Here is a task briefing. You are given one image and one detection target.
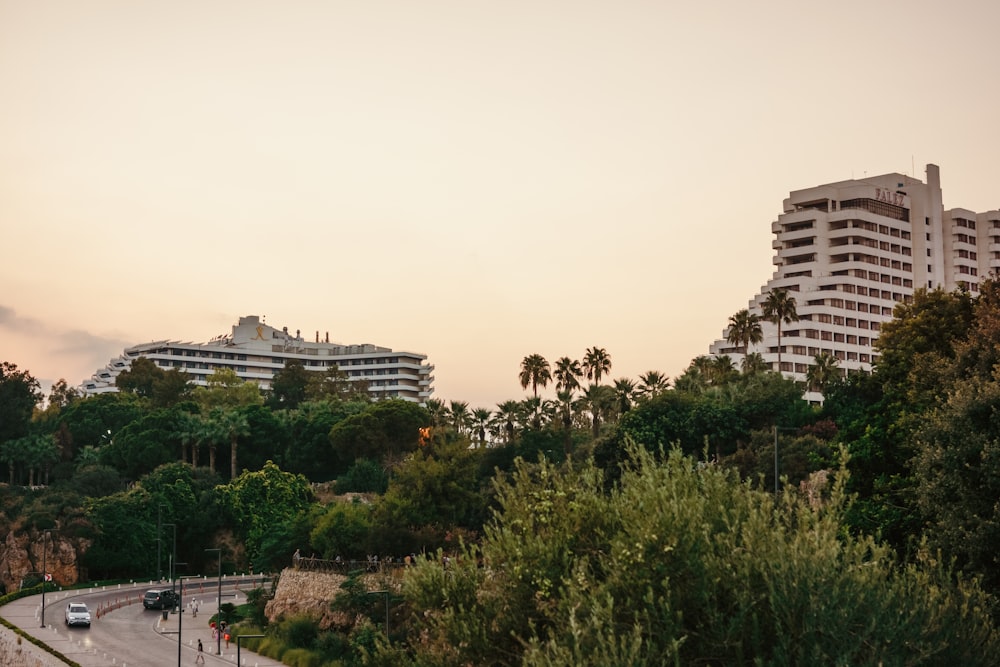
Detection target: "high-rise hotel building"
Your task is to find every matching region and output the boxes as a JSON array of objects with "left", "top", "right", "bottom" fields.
[
  {"left": 81, "top": 315, "right": 434, "bottom": 403},
  {"left": 709, "top": 164, "right": 999, "bottom": 397}
]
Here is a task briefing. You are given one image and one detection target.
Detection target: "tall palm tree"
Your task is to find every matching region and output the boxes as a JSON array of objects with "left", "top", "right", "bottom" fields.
[
  {"left": 519, "top": 354, "right": 552, "bottom": 397},
  {"left": 637, "top": 371, "right": 670, "bottom": 400},
  {"left": 580, "top": 384, "right": 615, "bottom": 439},
  {"left": 495, "top": 400, "right": 520, "bottom": 444},
  {"left": 582, "top": 347, "right": 612, "bottom": 385},
  {"left": 709, "top": 356, "right": 737, "bottom": 386},
  {"left": 553, "top": 357, "right": 583, "bottom": 395},
  {"left": 806, "top": 352, "right": 840, "bottom": 393},
  {"left": 612, "top": 377, "right": 637, "bottom": 417},
  {"left": 448, "top": 400, "right": 471, "bottom": 435},
  {"left": 555, "top": 390, "right": 575, "bottom": 455},
  {"left": 472, "top": 408, "right": 492, "bottom": 448},
  {"left": 424, "top": 398, "right": 448, "bottom": 427},
  {"left": 741, "top": 352, "right": 769, "bottom": 375},
  {"left": 726, "top": 308, "right": 763, "bottom": 354},
  {"left": 209, "top": 407, "right": 251, "bottom": 479},
  {"left": 761, "top": 288, "right": 799, "bottom": 371}
]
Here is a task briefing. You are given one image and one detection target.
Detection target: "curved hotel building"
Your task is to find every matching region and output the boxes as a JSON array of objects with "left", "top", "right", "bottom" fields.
[
  {"left": 81, "top": 315, "right": 434, "bottom": 403},
  {"left": 710, "top": 164, "right": 1000, "bottom": 399}
]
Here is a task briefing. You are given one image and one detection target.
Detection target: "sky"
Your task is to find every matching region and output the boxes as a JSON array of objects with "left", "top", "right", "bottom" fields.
[{"left": 2, "top": 0, "right": 1000, "bottom": 409}]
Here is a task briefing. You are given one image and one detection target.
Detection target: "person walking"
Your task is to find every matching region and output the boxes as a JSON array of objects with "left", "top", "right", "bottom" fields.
[{"left": 196, "top": 639, "right": 205, "bottom": 665}]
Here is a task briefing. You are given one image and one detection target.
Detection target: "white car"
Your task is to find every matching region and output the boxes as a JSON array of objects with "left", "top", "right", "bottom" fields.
[{"left": 64, "top": 602, "right": 91, "bottom": 627}]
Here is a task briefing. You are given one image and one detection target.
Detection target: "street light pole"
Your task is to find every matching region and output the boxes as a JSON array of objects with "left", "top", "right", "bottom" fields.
[
  {"left": 163, "top": 523, "right": 177, "bottom": 596},
  {"left": 39, "top": 530, "right": 51, "bottom": 627},
  {"left": 237, "top": 634, "right": 265, "bottom": 667},
  {"left": 205, "top": 548, "right": 222, "bottom": 655}
]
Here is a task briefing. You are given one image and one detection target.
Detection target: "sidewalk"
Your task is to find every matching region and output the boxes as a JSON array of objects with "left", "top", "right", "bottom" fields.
[{"left": 156, "top": 610, "right": 284, "bottom": 666}]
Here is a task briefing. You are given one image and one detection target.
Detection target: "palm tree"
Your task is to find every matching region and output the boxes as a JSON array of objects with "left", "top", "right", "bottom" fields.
[
  {"left": 424, "top": 398, "right": 448, "bottom": 428},
  {"left": 637, "top": 371, "right": 670, "bottom": 400},
  {"left": 726, "top": 308, "right": 763, "bottom": 354},
  {"left": 741, "top": 352, "right": 769, "bottom": 375},
  {"left": 555, "top": 390, "right": 575, "bottom": 455},
  {"left": 209, "top": 407, "right": 251, "bottom": 479},
  {"left": 761, "top": 288, "right": 799, "bottom": 371},
  {"left": 612, "top": 377, "right": 636, "bottom": 417},
  {"left": 582, "top": 347, "right": 612, "bottom": 385},
  {"left": 519, "top": 354, "right": 552, "bottom": 397},
  {"left": 472, "top": 408, "right": 491, "bottom": 448},
  {"left": 449, "top": 400, "right": 471, "bottom": 435},
  {"left": 806, "top": 352, "right": 840, "bottom": 393},
  {"left": 709, "top": 356, "right": 737, "bottom": 385},
  {"left": 495, "top": 400, "right": 520, "bottom": 444},
  {"left": 553, "top": 357, "right": 583, "bottom": 395},
  {"left": 580, "top": 384, "right": 615, "bottom": 439}
]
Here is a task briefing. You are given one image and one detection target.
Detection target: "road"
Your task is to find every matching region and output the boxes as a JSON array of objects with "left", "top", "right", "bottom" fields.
[{"left": 0, "top": 576, "right": 285, "bottom": 667}]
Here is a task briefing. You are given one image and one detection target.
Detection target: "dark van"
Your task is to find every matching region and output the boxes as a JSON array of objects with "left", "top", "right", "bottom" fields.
[{"left": 143, "top": 588, "right": 178, "bottom": 610}]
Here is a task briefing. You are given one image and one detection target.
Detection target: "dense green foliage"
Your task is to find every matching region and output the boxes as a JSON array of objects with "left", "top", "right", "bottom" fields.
[
  {"left": 8, "top": 285, "right": 1000, "bottom": 664},
  {"left": 394, "top": 445, "right": 1000, "bottom": 666}
]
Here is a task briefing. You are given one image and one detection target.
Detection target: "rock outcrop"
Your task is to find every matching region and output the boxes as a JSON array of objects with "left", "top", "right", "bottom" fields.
[{"left": 0, "top": 531, "right": 87, "bottom": 595}]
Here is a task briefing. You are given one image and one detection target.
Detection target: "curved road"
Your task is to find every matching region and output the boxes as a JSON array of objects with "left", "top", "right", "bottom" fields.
[{"left": 0, "top": 576, "right": 284, "bottom": 667}]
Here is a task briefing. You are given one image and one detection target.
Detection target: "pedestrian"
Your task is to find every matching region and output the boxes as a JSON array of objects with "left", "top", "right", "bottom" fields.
[
  {"left": 196, "top": 639, "right": 205, "bottom": 665},
  {"left": 224, "top": 630, "right": 231, "bottom": 649}
]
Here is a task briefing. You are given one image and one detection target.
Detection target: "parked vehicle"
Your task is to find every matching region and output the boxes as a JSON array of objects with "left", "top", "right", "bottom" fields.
[
  {"left": 64, "top": 602, "right": 91, "bottom": 627},
  {"left": 142, "top": 588, "right": 178, "bottom": 610}
]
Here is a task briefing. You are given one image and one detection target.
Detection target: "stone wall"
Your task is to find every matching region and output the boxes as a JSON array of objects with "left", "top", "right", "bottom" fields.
[
  {"left": 0, "top": 625, "right": 69, "bottom": 667},
  {"left": 265, "top": 567, "right": 347, "bottom": 629}
]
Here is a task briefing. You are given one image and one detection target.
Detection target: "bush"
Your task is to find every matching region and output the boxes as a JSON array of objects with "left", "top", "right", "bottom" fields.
[
  {"left": 395, "top": 441, "right": 1000, "bottom": 666},
  {"left": 333, "top": 459, "right": 387, "bottom": 494}
]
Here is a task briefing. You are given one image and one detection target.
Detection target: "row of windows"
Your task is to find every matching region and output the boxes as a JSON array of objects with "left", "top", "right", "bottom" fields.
[
  {"left": 806, "top": 300, "right": 895, "bottom": 316},
  {"left": 828, "top": 219, "right": 912, "bottom": 240},
  {"left": 791, "top": 323, "right": 881, "bottom": 341}
]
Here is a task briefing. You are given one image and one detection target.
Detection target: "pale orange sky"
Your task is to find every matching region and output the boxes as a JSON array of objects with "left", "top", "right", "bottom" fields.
[{"left": 2, "top": 0, "right": 999, "bottom": 409}]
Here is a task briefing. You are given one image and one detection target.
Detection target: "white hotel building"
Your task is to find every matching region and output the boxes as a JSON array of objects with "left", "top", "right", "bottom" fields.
[
  {"left": 81, "top": 315, "right": 434, "bottom": 403},
  {"left": 710, "top": 164, "right": 1000, "bottom": 396}
]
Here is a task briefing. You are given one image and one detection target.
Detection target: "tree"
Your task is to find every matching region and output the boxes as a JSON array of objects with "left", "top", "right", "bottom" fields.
[
  {"left": 636, "top": 371, "right": 669, "bottom": 400},
  {"left": 193, "top": 368, "right": 263, "bottom": 411},
  {"left": 741, "top": 352, "right": 769, "bottom": 375},
  {"left": 519, "top": 354, "right": 551, "bottom": 397},
  {"left": 582, "top": 347, "right": 612, "bottom": 385},
  {"left": 394, "top": 444, "right": 1000, "bottom": 666},
  {"left": 448, "top": 400, "right": 471, "bottom": 435},
  {"left": 0, "top": 362, "right": 42, "bottom": 444},
  {"left": 726, "top": 308, "right": 763, "bottom": 354},
  {"left": 580, "top": 384, "right": 615, "bottom": 439},
  {"left": 761, "top": 288, "right": 799, "bottom": 371},
  {"left": 212, "top": 407, "right": 252, "bottom": 479},
  {"left": 472, "top": 408, "right": 491, "bottom": 448},
  {"left": 806, "top": 351, "right": 840, "bottom": 394},
  {"left": 217, "top": 461, "right": 315, "bottom": 565},
  {"left": 115, "top": 357, "right": 163, "bottom": 397},
  {"left": 553, "top": 357, "right": 583, "bottom": 395},
  {"left": 612, "top": 377, "right": 637, "bottom": 417},
  {"left": 494, "top": 401, "right": 520, "bottom": 444},
  {"left": 267, "top": 359, "right": 311, "bottom": 410},
  {"left": 328, "top": 400, "right": 430, "bottom": 467}
]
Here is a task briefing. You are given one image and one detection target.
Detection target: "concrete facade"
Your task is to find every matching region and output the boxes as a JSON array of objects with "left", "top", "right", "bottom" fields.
[
  {"left": 81, "top": 315, "right": 434, "bottom": 403},
  {"left": 710, "top": 164, "right": 1000, "bottom": 398}
]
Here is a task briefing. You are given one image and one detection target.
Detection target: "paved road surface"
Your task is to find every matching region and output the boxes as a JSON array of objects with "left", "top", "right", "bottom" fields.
[{"left": 0, "top": 577, "right": 285, "bottom": 667}]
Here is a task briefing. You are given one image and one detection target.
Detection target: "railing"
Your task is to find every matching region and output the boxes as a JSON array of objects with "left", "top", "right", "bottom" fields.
[{"left": 292, "top": 557, "right": 412, "bottom": 575}]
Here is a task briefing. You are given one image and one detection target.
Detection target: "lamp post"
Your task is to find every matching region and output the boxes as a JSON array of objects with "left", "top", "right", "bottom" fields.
[
  {"left": 163, "top": 523, "right": 177, "bottom": 597},
  {"left": 237, "top": 633, "right": 265, "bottom": 666},
  {"left": 157, "top": 504, "right": 167, "bottom": 582},
  {"left": 39, "top": 530, "right": 51, "bottom": 628},
  {"left": 205, "top": 548, "right": 222, "bottom": 655},
  {"left": 177, "top": 574, "right": 197, "bottom": 667}
]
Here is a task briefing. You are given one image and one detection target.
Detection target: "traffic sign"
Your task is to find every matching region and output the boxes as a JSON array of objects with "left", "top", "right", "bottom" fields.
[{"left": 44, "top": 574, "right": 52, "bottom": 581}]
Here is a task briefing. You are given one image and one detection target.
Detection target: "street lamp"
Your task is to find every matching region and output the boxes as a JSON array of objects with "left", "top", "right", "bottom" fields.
[
  {"left": 205, "top": 548, "right": 222, "bottom": 655},
  {"left": 177, "top": 574, "right": 198, "bottom": 667},
  {"left": 157, "top": 503, "right": 168, "bottom": 582},
  {"left": 163, "top": 523, "right": 177, "bottom": 597},
  {"left": 237, "top": 633, "right": 265, "bottom": 666},
  {"left": 39, "top": 530, "right": 51, "bottom": 628}
]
